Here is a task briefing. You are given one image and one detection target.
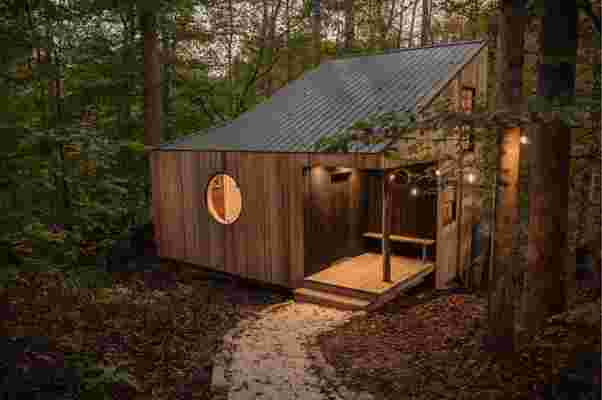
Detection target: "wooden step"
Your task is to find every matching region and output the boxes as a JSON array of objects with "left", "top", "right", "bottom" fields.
[
  {"left": 294, "top": 288, "right": 370, "bottom": 311},
  {"left": 303, "top": 279, "right": 377, "bottom": 301}
]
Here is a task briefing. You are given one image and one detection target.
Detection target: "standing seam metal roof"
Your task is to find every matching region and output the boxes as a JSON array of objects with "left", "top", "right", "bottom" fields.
[{"left": 161, "top": 40, "right": 486, "bottom": 153}]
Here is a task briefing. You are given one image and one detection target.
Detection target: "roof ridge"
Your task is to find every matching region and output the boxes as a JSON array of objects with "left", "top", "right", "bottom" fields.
[{"left": 330, "top": 39, "right": 486, "bottom": 61}]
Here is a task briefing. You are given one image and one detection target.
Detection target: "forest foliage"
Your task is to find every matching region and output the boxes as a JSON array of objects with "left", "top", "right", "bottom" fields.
[{"left": 0, "top": 0, "right": 599, "bottom": 290}]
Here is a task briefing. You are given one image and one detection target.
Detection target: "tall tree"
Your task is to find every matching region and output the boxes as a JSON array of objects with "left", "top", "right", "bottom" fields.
[
  {"left": 521, "top": 0, "right": 578, "bottom": 335},
  {"left": 396, "top": 0, "right": 406, "bottom": 48},
  {"left": 408, "top": 0, "right": 419, "bottom": 46},
  {"left": 141, "top": 6, "right": 162, "bottom": 147},
  {"left": 487, "top": 0, "right": 526, "bottom": 354},
  {"left": 312, "top": 0, "right": 321, "bottom": 66},
  {"left": 420, "top": 0, "right": 431, "bottom": 46},
  {"left": 381, "top": 0, "right": 399, "bottom": 48},
  {"left": 117, "top": 4, "right": 136, "bottom": 139},
  {"left": 344, "top": 0, "right": 355, "bottom": 50}
]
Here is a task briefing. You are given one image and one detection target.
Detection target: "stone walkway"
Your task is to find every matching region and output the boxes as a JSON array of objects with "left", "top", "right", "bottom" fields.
[{"left": 211, "top": 301, "right": 374, "bottom": 400}]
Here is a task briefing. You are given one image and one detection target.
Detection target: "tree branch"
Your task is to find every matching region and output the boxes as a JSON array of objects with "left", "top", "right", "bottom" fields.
[{"left": 579, "top": 0, "right": 601, "bottom": 33}]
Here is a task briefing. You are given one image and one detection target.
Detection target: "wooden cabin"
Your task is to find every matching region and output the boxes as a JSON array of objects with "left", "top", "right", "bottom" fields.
[{"left": 151, "top": 40, "right": 488, "bottom": 310}]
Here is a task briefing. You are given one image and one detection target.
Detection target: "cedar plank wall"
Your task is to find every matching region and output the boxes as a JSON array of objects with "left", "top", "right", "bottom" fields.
[
  {"left": 152, "top": 150, "right": 381, "bottom": 288},
  {"left": 152, "top": 151, "right": 308, "bottom": 288}
]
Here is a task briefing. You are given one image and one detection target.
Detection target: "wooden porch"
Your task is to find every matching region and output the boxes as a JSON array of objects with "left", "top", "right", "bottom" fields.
[{"left": 294, "top": 253, "right": 434, "bottom": 310}]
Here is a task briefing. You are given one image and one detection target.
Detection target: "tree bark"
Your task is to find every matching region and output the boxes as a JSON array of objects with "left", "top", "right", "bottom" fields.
[
  {"left": 381, "top": 0, "right": 398, "bottom": 49},
  {"left": 408, "top": 0, "right": 418, "bottom": 47},
  {"left": 521, "top": 0, "right": 578, "bottom": 335},
  {"left": 396, "top": 0, "right": 405, "bottom": 48},
  {"left": 118, "top": 5, "right": 135, "bottom": 139},
  {"left": 286, "top": 0, "right": 293, "bottom": 81},
  {"left": 589, "top": 63, "right": 602, "bottom": 276},
  {"left": 161, "top": 13, "right": 176, "bottom": 141},
  {"left": 312, "top": 0, "right": 321, "bottom": 67},
  {"left": 344, "top": 0, "right": 354, "bottom": 51},
  {"left": 141, "top": 9, "right": 162, "bottom": 147},
  {"left": 420, "top": 0, "right": 431, "bottom": 46},
  {"left": 487, "top": 0, "right": 526, "bottom": 354}
]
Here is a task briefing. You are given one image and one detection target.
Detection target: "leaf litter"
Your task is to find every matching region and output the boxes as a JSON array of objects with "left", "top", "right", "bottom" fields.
[
  {"left": 0, "top": 261, "right": 289, "bottom": 400},
  {"left": 313, "top": 284, "right": 601, "bottom": 400}
]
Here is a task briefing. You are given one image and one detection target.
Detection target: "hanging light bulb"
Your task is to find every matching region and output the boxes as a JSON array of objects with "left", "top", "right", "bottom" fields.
[{"left": 520, "top": 135, "right": 530, "bottom": 145}]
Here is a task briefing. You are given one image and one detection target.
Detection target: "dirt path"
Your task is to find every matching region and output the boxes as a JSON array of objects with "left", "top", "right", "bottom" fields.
[{"left": 211, "top": 302, "right": 374, "bottom": 400}]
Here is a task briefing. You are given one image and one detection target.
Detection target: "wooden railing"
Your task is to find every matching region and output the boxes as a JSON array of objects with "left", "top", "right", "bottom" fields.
[{"left": 362, "top": 232, "right": 435, "bottom": 263}]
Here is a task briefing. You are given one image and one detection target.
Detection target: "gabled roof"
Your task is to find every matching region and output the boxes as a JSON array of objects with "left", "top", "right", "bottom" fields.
[{"left": 161, "top": 40, "right": 486, "bottom": 153}]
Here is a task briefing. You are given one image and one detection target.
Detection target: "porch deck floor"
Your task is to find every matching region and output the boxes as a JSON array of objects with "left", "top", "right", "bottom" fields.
[{"left": 305, "top": 252, "right": 434, "bottom": 295}]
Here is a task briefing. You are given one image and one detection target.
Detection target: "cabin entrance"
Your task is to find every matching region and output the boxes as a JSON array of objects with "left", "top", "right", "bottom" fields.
[
  {"left": 297, "top": 163, "right": 438, "bottom": 310},
  {"left": 303, "top": 165, "right": 365, "bottom": 276}
]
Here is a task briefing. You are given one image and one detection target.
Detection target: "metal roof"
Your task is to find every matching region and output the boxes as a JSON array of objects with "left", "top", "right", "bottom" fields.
[{"left": 161, "top": 40, "right": 486, "bottom": 153}]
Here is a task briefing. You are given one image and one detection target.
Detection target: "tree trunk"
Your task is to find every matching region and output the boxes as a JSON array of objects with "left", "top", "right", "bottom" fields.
[
  {"left": 408, "top": 0, "right": 418, "bottom": 47},
  {"left": 344, "top": 0, "right": 354, "bottom": 51},
  {"left": 522, "top": 0, "right": 578, "bottom": 335},
  {"left": 141, "top": 9, "right": 162, "bottom": 147},
  {"left": 228, "top": 0, "right": 235, "bottom": 113},
  {"left": 312, "top": 0, "right": 321, "bottom": 67},
  {"left": 396, "top": 0, "right": 405, "bottom": 48},
  {"left": 381, "top": 0, "right": 398, "bottom": 49},
  {"left": 487, "top": 0, "right": 526, "bottom": 355},
  {"left": 161, "top": 13, "right": 175, "bottom": 141},
  {"left": 589, "top": 63, "right": 602, "bottom": 276},
  {"left": 420, "top": 0, "right": 430, "bottom": 46},
  {"left": 118, "top": 5, "right": 135, "bottom": 139},
  {"left": 286, "top": 0, "right": 293, "bottom": 81}
]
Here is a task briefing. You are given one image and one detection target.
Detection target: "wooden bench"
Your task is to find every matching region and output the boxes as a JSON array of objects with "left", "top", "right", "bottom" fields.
[{"left": 362, "top": 232, "right": 435, "bottom": 263}]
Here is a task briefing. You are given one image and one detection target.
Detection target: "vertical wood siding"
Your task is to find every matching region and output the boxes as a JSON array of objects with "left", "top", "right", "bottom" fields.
[
  {"left": 153, "top": 150, "right": 311, "bottom": 288},
  {"left": 304, "top": 167, "right": 367, "bottom": 276}
]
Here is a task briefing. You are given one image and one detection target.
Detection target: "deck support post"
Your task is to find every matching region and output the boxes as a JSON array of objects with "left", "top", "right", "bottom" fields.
[{"left": 382, "top": 171, "right": 392, "bottom": 282}]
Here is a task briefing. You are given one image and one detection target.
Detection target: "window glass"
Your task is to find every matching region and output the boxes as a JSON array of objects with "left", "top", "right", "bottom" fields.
[{"left": 207, "top": 174, "right": 242, "bottom": 224}]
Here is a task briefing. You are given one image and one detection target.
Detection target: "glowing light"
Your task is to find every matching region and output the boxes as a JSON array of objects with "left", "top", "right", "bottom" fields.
[
  {"left": 435, "top": 169, "right": 441, "bottom": 176},
  {"left": 410, "top": 187, "right": 419, "bottom": 196},
  {"left": 389, "top": 174, "right": 396, "bottom": 182},
  {"left": 520, "top": 135, "right": 530, "bottom": 145},
  {"left": 466, "top": 172, "right": 476, "bottom": 183}
]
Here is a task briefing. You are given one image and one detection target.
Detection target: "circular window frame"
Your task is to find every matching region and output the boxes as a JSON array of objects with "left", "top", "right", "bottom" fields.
[{"left": 205, "top": 173, "right": 243, "bottom": 225}]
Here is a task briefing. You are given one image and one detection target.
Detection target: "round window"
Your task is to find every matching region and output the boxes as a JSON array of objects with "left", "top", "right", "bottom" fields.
[{"left": 206, "top": 174, "right": 242, "bottom": 224}]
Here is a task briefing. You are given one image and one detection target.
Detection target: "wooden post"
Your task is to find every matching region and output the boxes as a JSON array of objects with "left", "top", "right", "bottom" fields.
[
  {"left": 456, "top": 146, "right": 464, "bottom": 282},
  {"left": 382, "top": 172, "right": 392, "bottom": 282}
]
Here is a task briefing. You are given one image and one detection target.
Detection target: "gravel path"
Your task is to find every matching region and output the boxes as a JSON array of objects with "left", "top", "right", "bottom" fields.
[{"left": 211, "top": 302, "right": 374, "bottom": 400}]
